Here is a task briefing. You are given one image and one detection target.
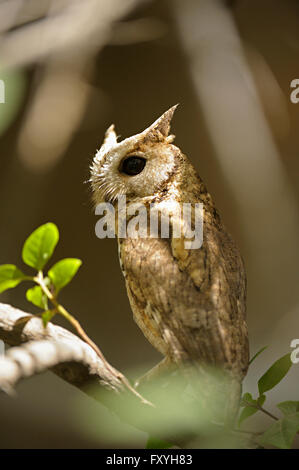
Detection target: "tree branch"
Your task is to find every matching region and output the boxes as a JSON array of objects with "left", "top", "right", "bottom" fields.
[
  {"left": 0, "top": 302, "right": 259, "bottom": 448},
  {"left": 0, "top": 302, "right": 151, "bottom": 400},
  {"left": 0, "top": 302, "right": 190, "bottom": 445}
]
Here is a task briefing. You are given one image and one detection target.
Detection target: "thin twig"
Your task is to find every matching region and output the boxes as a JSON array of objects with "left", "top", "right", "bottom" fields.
[
  {"left": 242, "top": 399, "right": 279, "bottom": 421},
  {"left": 35, "top": 273, "right": 152, "bottom": 406},
  {"left": 258, "top": 406, "right": 279, "bottom": 421}
]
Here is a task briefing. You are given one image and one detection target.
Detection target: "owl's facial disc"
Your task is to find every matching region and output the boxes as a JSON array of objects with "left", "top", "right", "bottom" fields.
[{"left": 90, "top": 105, "right": 179, "bottom": 204}]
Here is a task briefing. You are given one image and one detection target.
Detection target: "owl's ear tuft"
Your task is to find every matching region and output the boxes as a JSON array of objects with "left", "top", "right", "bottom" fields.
[
  {"left": 142, "top": 104, "right": 179, "bottom": 143},
  {"left": 94, "top": 124, "right": 118, "bottom": 164},
  {"left": 102, "top": 124, "right": 117, "bottom": 149},
  {"left": 152, "top": 104, "right": 179, "bottom": 137}
]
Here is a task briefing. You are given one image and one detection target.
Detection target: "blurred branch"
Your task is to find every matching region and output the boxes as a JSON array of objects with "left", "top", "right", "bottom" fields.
[
  {"left": 0, "top": 0, "right": 143, "bottom": 69},
  {"left": 0, "top": 0, "right": 156, "bottom": 172},
  {"left": 110, "top": 18, "right": 166, "bottom": 45},
  {"left": 17, "top": 59, "right": 95, "bottom": 172},
  {"left": 224, "top": 0, "right": 239, "bottom": 8}
]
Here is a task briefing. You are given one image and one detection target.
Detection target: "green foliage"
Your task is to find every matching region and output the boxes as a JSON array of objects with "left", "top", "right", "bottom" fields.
[
  {"left": 0, "top": 222, "right": 81, "bottom": 327},
  {"left": 258, "top": 353, "right": 292, "bottom": 395},
  {"left": 22, "top": 223, "right": 59, "bottom": 270},
  {"left": 258, "top": 413, "right": 299, "bottom": 449},
  {"left": 0, "top": 264, "right": 25, "bottom": 293},
  {"left": 77, "top": 370, "right": 246, "bottom": 449},
  {"left": 277, "top": 401, "right": 299, "bottom": 415},
  {"left": 0, "top": 67, "right": 26, "bottom": 136},
  {"left": 239, "top": 350, "right": 296, "bottom": 449},
  {"left": 48, "top": 258, "right": 82, "bottom": 293},
  {"left": 249, "top": 345, "right": 268, "bottom": 365},
  {"left": 41, "top": 310, "right": 55, "bottom": 328},
  {"left": 146, "top": 436, "right": 172, "bottom": 449},
  {"left": 238, "top": 393, "right": 265, "bottom": 426},
  {"left": 26, "top": 285, "right": 48, "bottom": 310}
]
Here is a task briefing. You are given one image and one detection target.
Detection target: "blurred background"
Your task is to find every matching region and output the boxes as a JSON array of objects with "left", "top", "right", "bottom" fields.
[{"left": 0, "top": 0, "right": 298, "bottom": 448}]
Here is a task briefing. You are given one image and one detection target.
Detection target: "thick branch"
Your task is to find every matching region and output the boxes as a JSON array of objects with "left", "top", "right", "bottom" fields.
[
  {"left": 0, "top": 303, "right": 257, "bottom": 448},
  {"left": 0, "top": 302, "right": 125, "bottom": 392},
  {"left": 0, "top": 302, "right": 189, "bottom": 445},
  {"left": 0, "top": 302, "right": 157, "bottom": 424}
]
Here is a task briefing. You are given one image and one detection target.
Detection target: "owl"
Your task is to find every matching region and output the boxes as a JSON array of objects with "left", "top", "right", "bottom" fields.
[{"left": 90, "top": 106, "right": 249, "bottom": 422}]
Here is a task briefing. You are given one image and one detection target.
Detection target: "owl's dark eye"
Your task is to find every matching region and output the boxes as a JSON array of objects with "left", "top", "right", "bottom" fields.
[{"left": 120, "top": 156, "right": 146, "bottom": 176}]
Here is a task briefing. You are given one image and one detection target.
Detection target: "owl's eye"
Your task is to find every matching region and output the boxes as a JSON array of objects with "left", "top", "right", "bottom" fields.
[{"left": 120, "top": 156, "right": 146, "bottom": 176}]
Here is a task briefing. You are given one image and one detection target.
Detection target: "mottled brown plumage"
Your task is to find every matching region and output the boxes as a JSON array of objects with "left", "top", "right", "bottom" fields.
[{"left": 90, "top": 106, "right": 249, "bottom": 422}]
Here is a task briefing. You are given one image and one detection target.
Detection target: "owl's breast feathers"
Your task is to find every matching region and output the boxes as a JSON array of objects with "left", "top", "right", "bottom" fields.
[{"left": 118, "top": 192, "right": 249, "bottom": 381}]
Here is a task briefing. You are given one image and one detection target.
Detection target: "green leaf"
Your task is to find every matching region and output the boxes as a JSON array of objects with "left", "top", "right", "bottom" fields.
[
  {"left": 48, "top": 258, "right": 82, "bottom": 293},
  {"left": 277, "top": 401, "right": 299, "bottom": 416},
  {"left": 42, "top": 310, "right": 55, "bottom": 328},
  {"left": 258, "top": 413, "right": 299, "bottom": 449},
  {"left": 240, "top": 392, "right": 254, "bottom": 406},
  {"left": 249, "top": 345, "right": 268, "bottom": 365},
  {"left": 146, "top": 436, "right": 172, "bottom": 449},
  {"left": 22, "top": 223, "right": 59, "bottom": 270},
  {"left": 241, "top": 392, "right": 266, "bottom": 407},
  {"left": 0, "top": 67, "right": 26, "bottom": 137},
  {"left": 26, "top": 286, "right": 48, "bottom": 310},
  {"left": 238, "top": 405, "right": 258, "bottom": 426},
  {"left": 257, "top": 395, "right": 266, "bottom": 406},
  {"left": 258, "top": 353, "right": 292, "bottom": 396},
  {"left": 0, "top": 264, "right": 25, "bottom": 293},
  {"left": 239, "top": 393, "right": 266, "bottom": 426}
]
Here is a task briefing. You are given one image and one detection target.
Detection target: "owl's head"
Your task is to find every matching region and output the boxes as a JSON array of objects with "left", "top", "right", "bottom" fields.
[{"left": 90, "top": 105, "right": 182, "bottom": 205}]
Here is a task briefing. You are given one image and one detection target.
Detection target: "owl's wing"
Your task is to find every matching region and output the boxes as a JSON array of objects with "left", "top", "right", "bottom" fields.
[
  {"left": 171, "top": 209, "right": 249, "bottom": 377},
  {"left": 119, "top": 210, "right": 249, "bottom": 379}
]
